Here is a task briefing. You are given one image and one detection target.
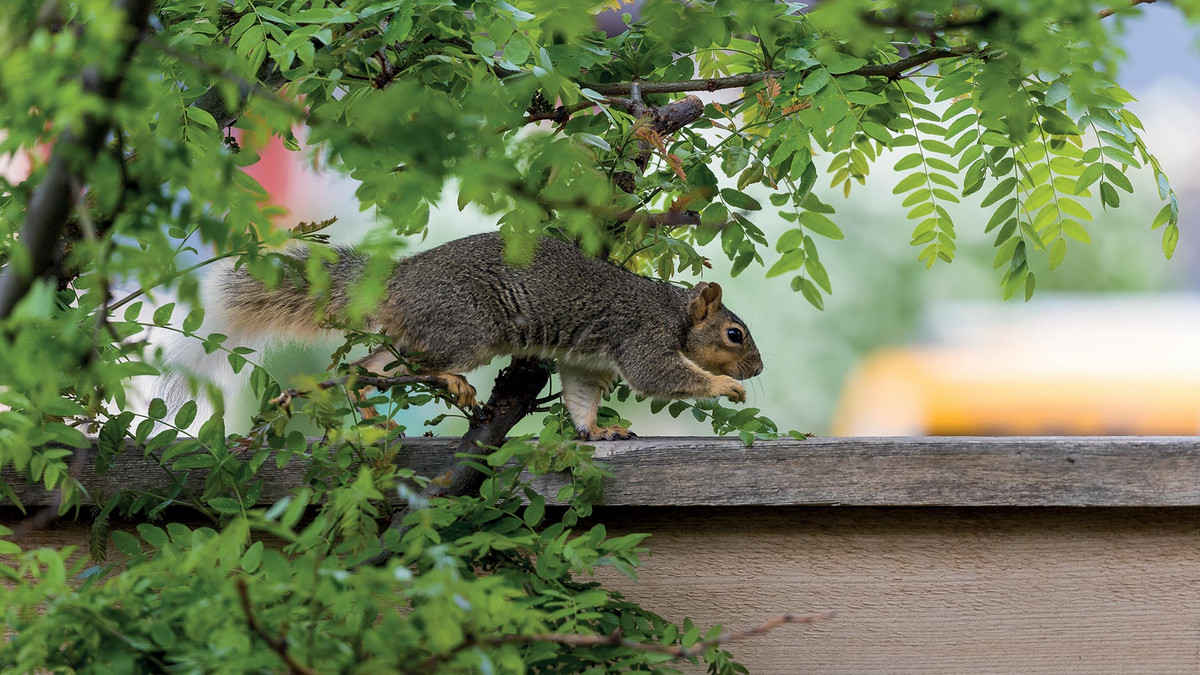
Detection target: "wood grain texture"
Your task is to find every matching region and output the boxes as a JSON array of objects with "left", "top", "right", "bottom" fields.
[
  {"left": 590, "top": 506, "right": 1200, "bottom": 674},
  {"left": 7, "top": 506, "right": 1198, "bottom": 673},
  {"left": 6, "top": 436, "right": 1200, "bottom": 507}
]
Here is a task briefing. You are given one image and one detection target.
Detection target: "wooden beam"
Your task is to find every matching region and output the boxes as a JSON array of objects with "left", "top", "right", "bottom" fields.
[{"left": 5, "top": 436, "right": 1199, "bottom": 508}]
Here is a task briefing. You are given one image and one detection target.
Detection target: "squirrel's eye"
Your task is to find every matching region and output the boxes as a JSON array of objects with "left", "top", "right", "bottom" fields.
[{"left": 726, "top": 327, "right": 744, "bottom": 344}]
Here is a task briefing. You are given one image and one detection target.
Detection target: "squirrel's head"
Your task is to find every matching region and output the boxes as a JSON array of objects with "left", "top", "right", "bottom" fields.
[{"left": 682, "top": 282, "right": 763, "bottom": 381}]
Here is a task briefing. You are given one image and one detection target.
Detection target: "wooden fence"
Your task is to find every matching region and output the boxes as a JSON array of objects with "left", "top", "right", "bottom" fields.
[{"left": 5, "top": 436, "right": 1200, "bottom": 673}]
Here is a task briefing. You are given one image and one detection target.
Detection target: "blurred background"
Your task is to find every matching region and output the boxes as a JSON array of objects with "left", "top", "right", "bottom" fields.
[{"left": 121, "top": 7, "right": 1200, "bottom": 437}]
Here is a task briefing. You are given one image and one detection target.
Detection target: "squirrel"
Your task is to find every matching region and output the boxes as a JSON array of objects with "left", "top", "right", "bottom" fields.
[{"left": 173, "top": 232, "right": 763, "bottom": 440}]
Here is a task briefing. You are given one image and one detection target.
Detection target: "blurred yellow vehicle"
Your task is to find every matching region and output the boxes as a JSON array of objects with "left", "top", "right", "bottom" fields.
[{"left": 831, "top": 297, "right": 1200, "bottom": 436}]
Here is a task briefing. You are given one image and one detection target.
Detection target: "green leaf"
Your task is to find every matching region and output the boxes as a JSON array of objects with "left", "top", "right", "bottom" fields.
[
  {"left": 1152, "top": 202, "right": 1175, "bottom": 229},
  {"left": 797, "top": 278, "right": 824, "bottom": 310},
  {"left": 1156, "top": 172, "right": 1172, "bottom": 201},
  {"left": 148, "top": 398, "right": 167, "bottom": 421},
  {"left": 123, "top": 301, "right": 143, "bottom": 323},
  {"left": 1058, "top": 198, "right": 1092, "bottom": 221},
  {"left": 825, "top": 56, "right": 867, "bottom": 74},
  {"left": 1075, "top": 163, "right": 1104, "bottom": 193},
  {"left": 208, "top": 498, "right": 243, "bottom": 515},
  {"left": 720, "top": 188, "right": 761, "bottom": 211},
  {"left": 1048, "top": 238, "right": 1067, "bottom": 269},
  {"left": 1003, "top": 264, "right": 1028, "bottom": 300},
  {"left": 153, "top": 303, "right": 175, "bottom": 326},
  {"left": 136, "top": 524, "right": 169, "bottom": 549},
  {"left": 767, "top": 250, "right": 804, "bottom": 278},
  {"left": 799, "top": 212, "right": 844, "bottom": 240},
  {"left": 524, "top": 494, "right": 545, "bottom": 527},
  {"left": 894, "top": 153, "right": 923, "bottom": 172},
  {"left": 920, "top": 139, "right": 954, "bottom": 155},
  {"left": 242, "top": 541, "right": 264, "bottom": 573},
  {"left": 805, "top": 258, "right": 832, "bottom": 294},
  {"left": 184, "top": 107, "right": 218, "bottom": 130},
  {"left": 1100, "top": 182, "right": 1120, "bottom": 208},
  {"left": 1045, "top": 81, "right": 1070, "bottom": 107},
  {"left": 1164, "top": 223, "right": 1180, "bottom": 258},
  {"left": 776, "top": 228, "right": 805, "bottom": 253},
  {"left": 797, "top": 69, "right": 830, "bottom": 95},
  {"left": 1103, "top": 164, "right": 1133, "bottom": 193},
  {"left": 893, "top": 172, "right": 926, "bottom": 194},
  {"left": 173, "top": 455, "right": 217, "bottom": 470},
  {"left": 254, "top": 6, "right": 293, "bottom": 25},
  {"left": 980, "top": 178, "right": 1016, "bottom": 208},
  {"left": 111, "top": 530, "right": 141, "bottom": 556},
  {"left": 1101, "top": 145, "right": 1139, "bottom": 167},
  {"left": 174, "top": 401, "right": 198, "bottom": 429},
  {"left": 847, "top": 91, "right": 887, "bottom": 106},
  {"left": 1062, "top": 219, "right": 1092, "bottom": 244},
  {"left": 986, "top": 199, "right": 1018, "bottom": 232},
  {"left": 182, "top": 308, "right": 205, "bottom": 333}
]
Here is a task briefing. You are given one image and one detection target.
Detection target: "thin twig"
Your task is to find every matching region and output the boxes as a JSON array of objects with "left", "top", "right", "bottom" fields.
[
  {"left": 234, "top": 578, "right": 318, "bottom": 675},
  {"left": 1098, "top": 0, "right": 1157, "bottom": 19},
  {"left": 187, "top": 60, "right": 289, "bottom": 131},
  {"left": 616, "top": 210, "right": 702, "bottom": 228},
  {"left": 417, "top": 611, "right": 833, "bottom": 672},
  {"left": 270, "top": 374, "right": 448, "bottom": 409},
  {"left": 861, "top": 10, "right": 1000, "bottom": 32},
  {"left": 522, "top": 101, "right": 599, "bottom": 125},
  {"left": 583, "top": 48, "right": 971, "bottom": 96},
  {"left": 145, "top": 35, "right": 306, "bottom": 122}
]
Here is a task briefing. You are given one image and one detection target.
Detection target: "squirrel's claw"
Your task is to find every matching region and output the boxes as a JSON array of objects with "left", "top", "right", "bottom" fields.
[
  {"left": 437, "top": 374, "right": 478, "bottom": 409},
  {"left": 579, "top": 425, "right": 637, "bottom": 441},
  {"left": 356, "top": 402, "right": 400, "bottom": 430},
  {"left": 713, "top": 376, "right": 746, "bottom": 404}
]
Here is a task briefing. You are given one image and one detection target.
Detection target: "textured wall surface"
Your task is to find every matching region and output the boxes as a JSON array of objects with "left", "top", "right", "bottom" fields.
[
  {"left": 5, "top": 506, "right": 1199, "bottom": 673},
  {"left": 8, "top": 436, "right": 1200, "bottom": 673},
  {"left": 591, "top": 506, "right": 1200, "bottom": 674}
]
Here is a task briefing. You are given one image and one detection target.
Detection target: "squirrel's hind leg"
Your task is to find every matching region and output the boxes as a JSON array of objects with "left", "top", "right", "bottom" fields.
[
  {"left": 559, "top": 364, "right": 633, "bottom": 441},
  {"left": 350, "top": 347, "right": 479, "bottom": 417}
]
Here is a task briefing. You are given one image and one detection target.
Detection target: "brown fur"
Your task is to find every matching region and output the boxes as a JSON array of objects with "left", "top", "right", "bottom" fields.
[{"left": 216, "top": 233, "right": 763, "bottom": 438}]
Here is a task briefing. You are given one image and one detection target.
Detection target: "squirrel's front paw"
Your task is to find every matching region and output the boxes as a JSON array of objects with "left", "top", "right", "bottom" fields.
[
  {"left": 579, "top": 425, "right": 638, "bottom": 441},
  {"left": 438, "top": 374, "right": 478, "bottom": 409},
  {"left": 714, "top": 376, "right": 746, "bottom": 404}
]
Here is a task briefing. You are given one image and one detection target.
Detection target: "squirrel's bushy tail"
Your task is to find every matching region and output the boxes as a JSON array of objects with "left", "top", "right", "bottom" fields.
[{"left": 152, "top": 246, "right": 367, "bottom": 420}]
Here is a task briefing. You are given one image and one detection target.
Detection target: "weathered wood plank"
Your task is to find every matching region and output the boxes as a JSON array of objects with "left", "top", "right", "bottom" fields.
[
  {"left": 5, "top": 436, "right": 1200, "bottom": 508},
  {"left": 591, "top": 506, "right": 1200, "bottom": 674},
  {"left": 9, "top": 506, "right": 1200, "bottom": 673}
]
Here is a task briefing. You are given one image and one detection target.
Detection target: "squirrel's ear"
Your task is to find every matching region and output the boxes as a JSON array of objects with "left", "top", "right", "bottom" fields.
[{"left": 688, "top": 282, "right": 724, "bottom": 323}]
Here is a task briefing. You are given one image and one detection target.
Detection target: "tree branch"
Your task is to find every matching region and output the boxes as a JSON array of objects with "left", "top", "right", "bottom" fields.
[
  {"left": 0, "top": 0, "right": 155, "bottom": 321},
  {"left": 360, "top": 358, "right": 550, "bottom": 567},
  {"left": 234, "top": 578, "right": 318, "bottom": 675}
]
